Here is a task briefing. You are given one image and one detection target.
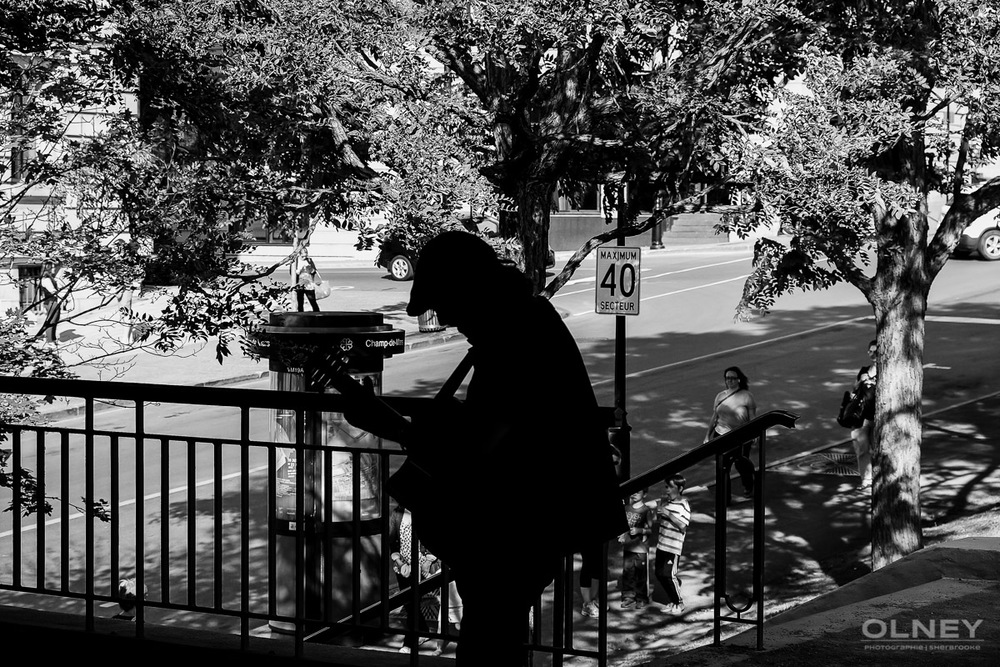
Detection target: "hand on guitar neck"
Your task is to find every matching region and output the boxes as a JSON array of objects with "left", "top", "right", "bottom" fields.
[{"left": 308, "top": 351, "right": 413, "bottom": 445}]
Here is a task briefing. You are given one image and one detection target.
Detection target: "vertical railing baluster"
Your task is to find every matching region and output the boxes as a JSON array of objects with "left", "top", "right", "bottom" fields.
[
  {"left": 161, "top": 437, "right": 170, "bottom": 606},
  {"left": 407, "top": 498, "right": 420, "bottom": 659},
  {"left": 60, "top": 430, "right": 70, "bottom": 592},
  {"left": 186, "top": 439, "right": 196, "bottom": 605},
  {"left": 135, "top": 400, "right": 145, "bottom": 637},
  {"left": 240, "top": 407, "right": 251, "bottom": 649},
  {"left": 214, "top": 440, "right": 223, "bottom": 611},
  {"left": 378, "top": 451, "right": 392, "bottom": 630},
  {"left": 553, "top": 554, "right": 569, "bottom": 666},
  {"left": 323, "top": 443, "right": 334, "bottom": 626},
  {"left": 598, "top": 542, "right": 609, "bottom": 667},
  {"left": 754, "top": 433, "right": 766, "bottom": 649},
  {"left": 35, "top": 429, "right": 45, "bottom": 592},
  {"left": 714, "top": 450, "right": 725, "bottom": 646},
  {"left": 294, "top": 407, "right": 305, "bottom": 656},
  {"left": 267, "top": 444, "right": 277, "bottom": 622},
  {"left": 11, "top": 430, "right": 22, "bottom": 590},
  {"left": 111, "top": 434, "right": 121, "bottom": 608},
  {"left": 85, "top": 400, "right": 95, "bottom": 631},
  {"left": 350, "top": 449, "right": 362, "bottom": 625}
]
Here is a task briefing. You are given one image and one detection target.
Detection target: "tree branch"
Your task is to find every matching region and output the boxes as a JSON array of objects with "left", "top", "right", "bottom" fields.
[
  {"left": 541, "top": 185, "right": 736, "bottom": 298},
  {"left": 928, "top": 175, "right": 1000, "bottom": 276}
]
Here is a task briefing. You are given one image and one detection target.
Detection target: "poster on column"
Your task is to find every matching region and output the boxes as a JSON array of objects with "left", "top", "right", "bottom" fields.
[{"left": 595, "top": 246, "right": 640, "bottom": 316}]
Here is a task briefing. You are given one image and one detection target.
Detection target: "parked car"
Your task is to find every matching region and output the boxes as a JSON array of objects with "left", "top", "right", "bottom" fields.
[
  {"left": 955, "top": 209, "right": 1000, "bottom": 261},
  {"left": 376, "top": 236, "right": 419, "bottom": 280},
  {"left": 376, "top": 231, "right": 556, "bottom": 281}
]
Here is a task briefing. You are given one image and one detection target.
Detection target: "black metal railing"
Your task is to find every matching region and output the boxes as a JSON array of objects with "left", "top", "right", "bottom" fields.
[
  {"left": 0, "top": 376, "right": 797, "bottom": 663},
  {"left": 619, "top": 410, "right": 800, "bottom": 649}
]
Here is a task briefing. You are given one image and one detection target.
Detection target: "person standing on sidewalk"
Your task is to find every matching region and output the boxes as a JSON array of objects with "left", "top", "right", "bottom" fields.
[
  {"left": 343, "top": 231, "right": 626, "bottom": 666},
  {"left": 619, "top": 487, "right": 653, "bottom": 609},
  {"left": 852, "top": 339, "right": 877, "bottom": 487},
  {"left": 294, "top": 255, "right": 320, "bottom": 312},
  {"left": 654, "top": 474, "right": 690, "bottom": 614}
]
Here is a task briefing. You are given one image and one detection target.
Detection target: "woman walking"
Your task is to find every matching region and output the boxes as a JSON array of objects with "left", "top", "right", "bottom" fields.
[{"left": 705, "top": 366, "right": 757, "bottom": 502}]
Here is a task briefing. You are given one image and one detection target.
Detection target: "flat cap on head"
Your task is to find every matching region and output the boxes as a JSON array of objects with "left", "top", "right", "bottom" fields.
[{"left": 405, "top": 231, "right": 501, "bottom": 317}]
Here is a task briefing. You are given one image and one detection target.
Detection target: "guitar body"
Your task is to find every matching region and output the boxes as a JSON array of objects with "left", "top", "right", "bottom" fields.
[{"left": 309, "top": 350, "right": 469, "bottom": 564}]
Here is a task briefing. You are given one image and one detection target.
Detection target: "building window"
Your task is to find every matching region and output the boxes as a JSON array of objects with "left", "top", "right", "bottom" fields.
[
  {"left": 8, "top": 92, "right": 36, "bottom": 184},
  {"left": 18, "top": 265, "right": 43, "bottom": 314},
  {"left": 247, "top": 220, "right": 293, "bottom": 244},
  {"left": 552, "top": 182, "right": 602, "bottom": 213}
]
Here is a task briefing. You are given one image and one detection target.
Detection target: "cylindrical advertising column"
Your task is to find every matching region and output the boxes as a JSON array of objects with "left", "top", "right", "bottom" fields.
[{"left": 259, "top": 311, "right": 405, "bottom": 636}]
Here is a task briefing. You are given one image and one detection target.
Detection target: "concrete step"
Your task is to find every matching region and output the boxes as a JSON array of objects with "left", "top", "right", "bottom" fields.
[
  {"left": 645, "top": 537, "right": 1000, "bottom": 666},
  {"left": 660, "top": 214, "right": 726, "bottom": 244}
]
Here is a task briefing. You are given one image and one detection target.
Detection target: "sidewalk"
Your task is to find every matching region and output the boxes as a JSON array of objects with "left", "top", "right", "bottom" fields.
[{"left": 609, "top": 393, "right": 1000, "bottom": 666}]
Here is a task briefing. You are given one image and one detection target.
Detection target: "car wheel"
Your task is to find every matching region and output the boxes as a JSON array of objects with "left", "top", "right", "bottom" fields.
[
  {"left": 977, "top": 229, "right": 1000, "bottom": 261},
  {"left": 388, "top": 255, "right": 415, "bottom": 280}
]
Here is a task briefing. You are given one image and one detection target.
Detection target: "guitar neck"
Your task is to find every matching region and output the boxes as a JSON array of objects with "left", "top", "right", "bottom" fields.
[{"left": 311, "top": 356, "right": 413, "bottom": 446}]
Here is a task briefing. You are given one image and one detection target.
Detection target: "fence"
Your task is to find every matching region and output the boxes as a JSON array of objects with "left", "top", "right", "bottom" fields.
[{"left": 0, "top": 375, "right": 797, "bottom": 664}]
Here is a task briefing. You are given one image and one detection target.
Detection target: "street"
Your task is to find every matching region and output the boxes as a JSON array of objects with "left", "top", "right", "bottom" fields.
[
  {"left": 53, "top": 248, "right": 1000, "bottom": 492},
  {"left": 322, "top": 249, "right": 1000, "bottom": 489}
]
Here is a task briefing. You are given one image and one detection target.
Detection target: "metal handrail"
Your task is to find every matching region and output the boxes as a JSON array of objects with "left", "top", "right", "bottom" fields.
[
  {"left": 0, "top": 376, "right": 798, "bottom": 661},
  {"left": 619, "top": 410, "right": 800, "bottom": 650},
  {"left": 618, "top": 410, "right": 799, "bottom": 497}
]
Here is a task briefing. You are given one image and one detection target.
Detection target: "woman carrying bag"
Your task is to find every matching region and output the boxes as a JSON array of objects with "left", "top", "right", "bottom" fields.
[
  {"left": 850, "top": 340, "right": 877, "bottom": 487},
  {"left": 295, "top": 256, "right": 322, "bottom": 312},
  {"left": 705, "top": 366, "right": 758, "bottom": 503}
]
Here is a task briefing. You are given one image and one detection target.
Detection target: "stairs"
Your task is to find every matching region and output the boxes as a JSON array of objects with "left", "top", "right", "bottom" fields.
[
  {"left": 659, "top": 213, "right": 728, "bottom": 245},
  {"left": 642, "top": 537, "right": 1000, "bottom": 666}
]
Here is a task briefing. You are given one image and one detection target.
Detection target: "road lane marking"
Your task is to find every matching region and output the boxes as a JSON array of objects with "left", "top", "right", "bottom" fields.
[
  {"left": 555, "top": 257, "right": 751, "bottom": 297},
  {"left": 591, "top": 312, "right": 1000, "bottom": 388},
  {"left": 0, "top": 465, "right": 270, "bottom": 537},
  {"left": 926, "top": 316, "right": 1000, "bottom": 325},
  {"left": 572, "top": 275, "right": 749, "bottom": 317},
  {"left": 592, "top": 315, "right": 873, "bottom": 386}
]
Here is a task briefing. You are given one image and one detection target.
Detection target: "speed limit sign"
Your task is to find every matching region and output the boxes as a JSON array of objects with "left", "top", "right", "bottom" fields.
[{"left": 595, "top": 246, "right": 640, "bottom": 315}]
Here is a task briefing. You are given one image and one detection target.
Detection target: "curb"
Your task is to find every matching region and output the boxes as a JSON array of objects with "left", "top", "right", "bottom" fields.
[{"left": 550, "top": 242, "right": 754, "bottom": 264}]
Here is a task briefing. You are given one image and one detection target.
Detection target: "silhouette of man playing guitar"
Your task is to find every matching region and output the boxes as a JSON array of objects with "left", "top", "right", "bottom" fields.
[{"left": 334, "top": 232, "right": 625, "bottom": 666}]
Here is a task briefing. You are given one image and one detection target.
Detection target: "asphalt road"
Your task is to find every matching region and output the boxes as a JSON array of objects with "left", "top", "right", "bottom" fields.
[
  {"left": 319, "top": 250, "right": 1000, "bottom": 490},
  {"left": 40, "top": 249, "right": 1000, "bottom": 495}
]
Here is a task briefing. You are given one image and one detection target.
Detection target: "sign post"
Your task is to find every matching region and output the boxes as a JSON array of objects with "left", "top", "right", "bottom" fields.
[{"left": 595, "top": 244, "right": 640, "bottom": 481}]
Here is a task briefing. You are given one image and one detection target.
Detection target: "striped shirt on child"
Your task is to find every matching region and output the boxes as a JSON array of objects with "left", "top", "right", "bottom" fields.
[{"left": 656, "top": 497, "right": 691, "bottom": 555}]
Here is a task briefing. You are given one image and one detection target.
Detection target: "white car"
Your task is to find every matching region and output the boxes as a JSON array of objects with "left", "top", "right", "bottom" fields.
[{"left": 956, "top": 209, "right": 1000, "bottom": 261}]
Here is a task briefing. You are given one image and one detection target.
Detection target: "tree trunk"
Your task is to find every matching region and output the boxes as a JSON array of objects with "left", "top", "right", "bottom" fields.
[
  {"left": 869, "top": 208, "right": 931, "bottom": 569},
  {"left": 514, "top": 181, "right": 555, "bottom": 293}
]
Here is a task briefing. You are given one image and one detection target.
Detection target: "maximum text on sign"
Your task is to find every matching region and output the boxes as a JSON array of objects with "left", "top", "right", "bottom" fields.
[{"left": 595, "top": 246, "right": 640, "bottom": 316}]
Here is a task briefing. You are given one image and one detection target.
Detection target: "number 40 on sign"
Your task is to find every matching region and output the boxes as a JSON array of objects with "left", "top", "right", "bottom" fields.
[{"left": 595, "top": 246, "right": 640, "bottom": 316}]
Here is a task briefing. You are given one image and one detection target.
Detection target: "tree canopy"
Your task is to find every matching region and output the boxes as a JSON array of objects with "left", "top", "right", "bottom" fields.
[{"left": 0, "top": 0, "right": 487, "bottom": 379}]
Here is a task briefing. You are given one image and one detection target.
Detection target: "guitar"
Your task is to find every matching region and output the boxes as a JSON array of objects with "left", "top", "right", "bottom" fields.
[{"left": 306, "top": 349, "right": 472, "bottom": 516}]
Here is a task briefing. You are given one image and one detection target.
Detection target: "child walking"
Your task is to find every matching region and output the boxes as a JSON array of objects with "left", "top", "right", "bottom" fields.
[
  {"left": 654, "top": 474, "right": 690, "bottom": 614},
  {"left": 619, "top": 487, "right": 653, "bottom": 609}
]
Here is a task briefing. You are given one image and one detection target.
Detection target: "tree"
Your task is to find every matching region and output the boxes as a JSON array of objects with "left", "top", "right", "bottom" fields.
[
  {"left": 725, "top": 0, "right": 1000, "bottom": 568},
  {"left": 341, "top": 0, "right": 806, "bottom": 294},
  {"left": 1, "top": 0, "right": 424, "bottom": 383}
]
